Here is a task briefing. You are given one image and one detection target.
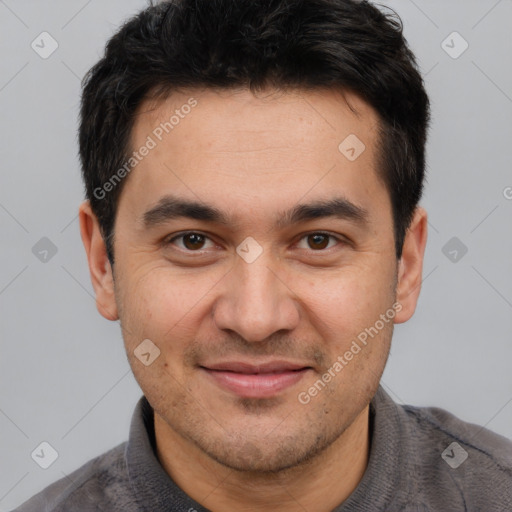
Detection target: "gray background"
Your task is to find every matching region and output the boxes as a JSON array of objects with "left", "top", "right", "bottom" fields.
[{"left": 1, "top": 0, "right": 511, "bottom": 509}]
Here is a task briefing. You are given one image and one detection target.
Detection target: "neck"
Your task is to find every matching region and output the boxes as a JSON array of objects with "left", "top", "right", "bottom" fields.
[{"left": 154, "top": 406, "right": 370, "bottom": 512}]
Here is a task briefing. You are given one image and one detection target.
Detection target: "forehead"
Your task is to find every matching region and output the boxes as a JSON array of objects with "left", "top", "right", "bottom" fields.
[
  {"left": 121, "top": 87, "right": 389, "bottom": 228},
  {"left": 133, "top": 86, "right": 380, "bottom": 158}
]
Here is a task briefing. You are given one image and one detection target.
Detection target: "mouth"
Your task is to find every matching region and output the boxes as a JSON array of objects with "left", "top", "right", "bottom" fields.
[{"left": 200, "top": 361, "right": 313, "bottom": 399}]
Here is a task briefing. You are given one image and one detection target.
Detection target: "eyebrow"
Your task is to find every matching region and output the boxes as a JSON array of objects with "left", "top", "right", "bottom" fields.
[
  {"left": 141, "top": 194, "right": 369, "bottom": 230},
  {"left": 275, "top": 197, "right": 369, "bottom": 229}
]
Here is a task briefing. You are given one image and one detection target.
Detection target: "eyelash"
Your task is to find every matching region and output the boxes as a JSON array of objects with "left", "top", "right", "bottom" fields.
[{"left": 164, "top": 231, "right": 346, "bottom": 253}]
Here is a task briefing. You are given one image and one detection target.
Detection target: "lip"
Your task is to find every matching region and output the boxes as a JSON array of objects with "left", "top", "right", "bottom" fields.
[{"left": 200, "top": 360, "right": 312, "bottom": 398}]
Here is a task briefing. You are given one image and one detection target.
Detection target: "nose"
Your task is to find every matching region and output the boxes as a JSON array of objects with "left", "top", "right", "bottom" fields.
[{"left": 212, "top": 253, "right": 300, "bottom": 343}]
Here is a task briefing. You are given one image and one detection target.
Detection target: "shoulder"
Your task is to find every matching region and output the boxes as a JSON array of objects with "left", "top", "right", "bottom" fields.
[
  {"left": 11, "top": 442, "right": 139, "bottom": 512},
  {"left": 403, "top": 401, "right": 512, "bottom": 468},
  {"left": 401, "top": 400, "right": 512, "bottom": 508}
]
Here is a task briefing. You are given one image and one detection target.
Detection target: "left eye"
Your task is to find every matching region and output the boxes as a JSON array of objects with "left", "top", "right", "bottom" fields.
[{"left": 296, "top": 233, "right": 341, "bottom": 251}]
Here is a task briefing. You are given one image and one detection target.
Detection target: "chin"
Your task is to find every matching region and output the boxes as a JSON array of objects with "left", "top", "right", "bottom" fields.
[{"left": 191, "top": 427, "right": 335, "bottom": 474}]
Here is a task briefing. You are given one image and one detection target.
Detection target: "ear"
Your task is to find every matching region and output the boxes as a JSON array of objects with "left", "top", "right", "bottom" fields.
[
  {"left": 394, "top": 206, "right": 428, "bottom": 324},
  {"left": 78, "top": 200, "right": 118, "bottom": 321}
]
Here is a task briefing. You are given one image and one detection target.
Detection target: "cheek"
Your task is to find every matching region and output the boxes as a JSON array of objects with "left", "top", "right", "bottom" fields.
[
  {"left": 116, "top": 266, "right": 166, "bottom": 343},
  {"left": 289, "top": 264, "right": 396, "bottom": 380},
  {"left": 118, "top": 266, "right": 222, "bottom": 347},
  {"left": 296, "top": 265, "right": 392, "bottom": 328},
  {"left": 118, "top": 269, "right": 203, "bottom": 394}
]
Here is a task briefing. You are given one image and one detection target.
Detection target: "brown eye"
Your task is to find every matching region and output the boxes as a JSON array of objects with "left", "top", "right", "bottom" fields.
[
  {"left": 307, "top": 233, "right": 330, "bottom": 250},
  {"left": 167, "top": 232, "right": 214, "bottom": 251},
  {"left": 182, "top": 233, "right": 206, "bottom": 250},
  {"left": 296, "top": 232, "right": 344, "bottom": 252}
]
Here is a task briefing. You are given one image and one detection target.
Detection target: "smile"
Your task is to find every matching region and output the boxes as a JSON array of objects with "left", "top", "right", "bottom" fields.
[{"left": 200, "top": 361, "right": 312, "bottom": 398}]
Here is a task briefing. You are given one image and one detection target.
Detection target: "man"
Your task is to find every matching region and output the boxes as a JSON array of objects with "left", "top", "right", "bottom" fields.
[{"left": 14, "top": 0, "right": 512, "bottom": 510}]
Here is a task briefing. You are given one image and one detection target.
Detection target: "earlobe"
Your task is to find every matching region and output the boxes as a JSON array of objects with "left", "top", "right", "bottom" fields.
[
  {"left": 394, "top": 207, "right": 428, "bottom": 324},
  {"left": 78, "top": 200, "right": 119, "bottom": 321}
]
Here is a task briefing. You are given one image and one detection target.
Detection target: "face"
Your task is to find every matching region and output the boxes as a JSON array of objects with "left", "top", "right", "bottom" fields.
[{"left": 82, "top": 87, "right": 424, "bottom": 473}]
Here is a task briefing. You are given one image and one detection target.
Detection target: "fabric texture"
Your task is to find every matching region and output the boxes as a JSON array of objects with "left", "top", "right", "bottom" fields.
[{"left": 12, "top": 385, "right": 512, "bottom": 512}]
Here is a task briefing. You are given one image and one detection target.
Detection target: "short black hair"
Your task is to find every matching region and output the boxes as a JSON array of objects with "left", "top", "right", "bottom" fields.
[{"left": 79, "top": 0, "right": 431, "bottom": 264}]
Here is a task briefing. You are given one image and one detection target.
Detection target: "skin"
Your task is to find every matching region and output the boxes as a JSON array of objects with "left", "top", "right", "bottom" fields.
[{"left": 79, "top": 87, "right": 427, "bottom": 512}]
